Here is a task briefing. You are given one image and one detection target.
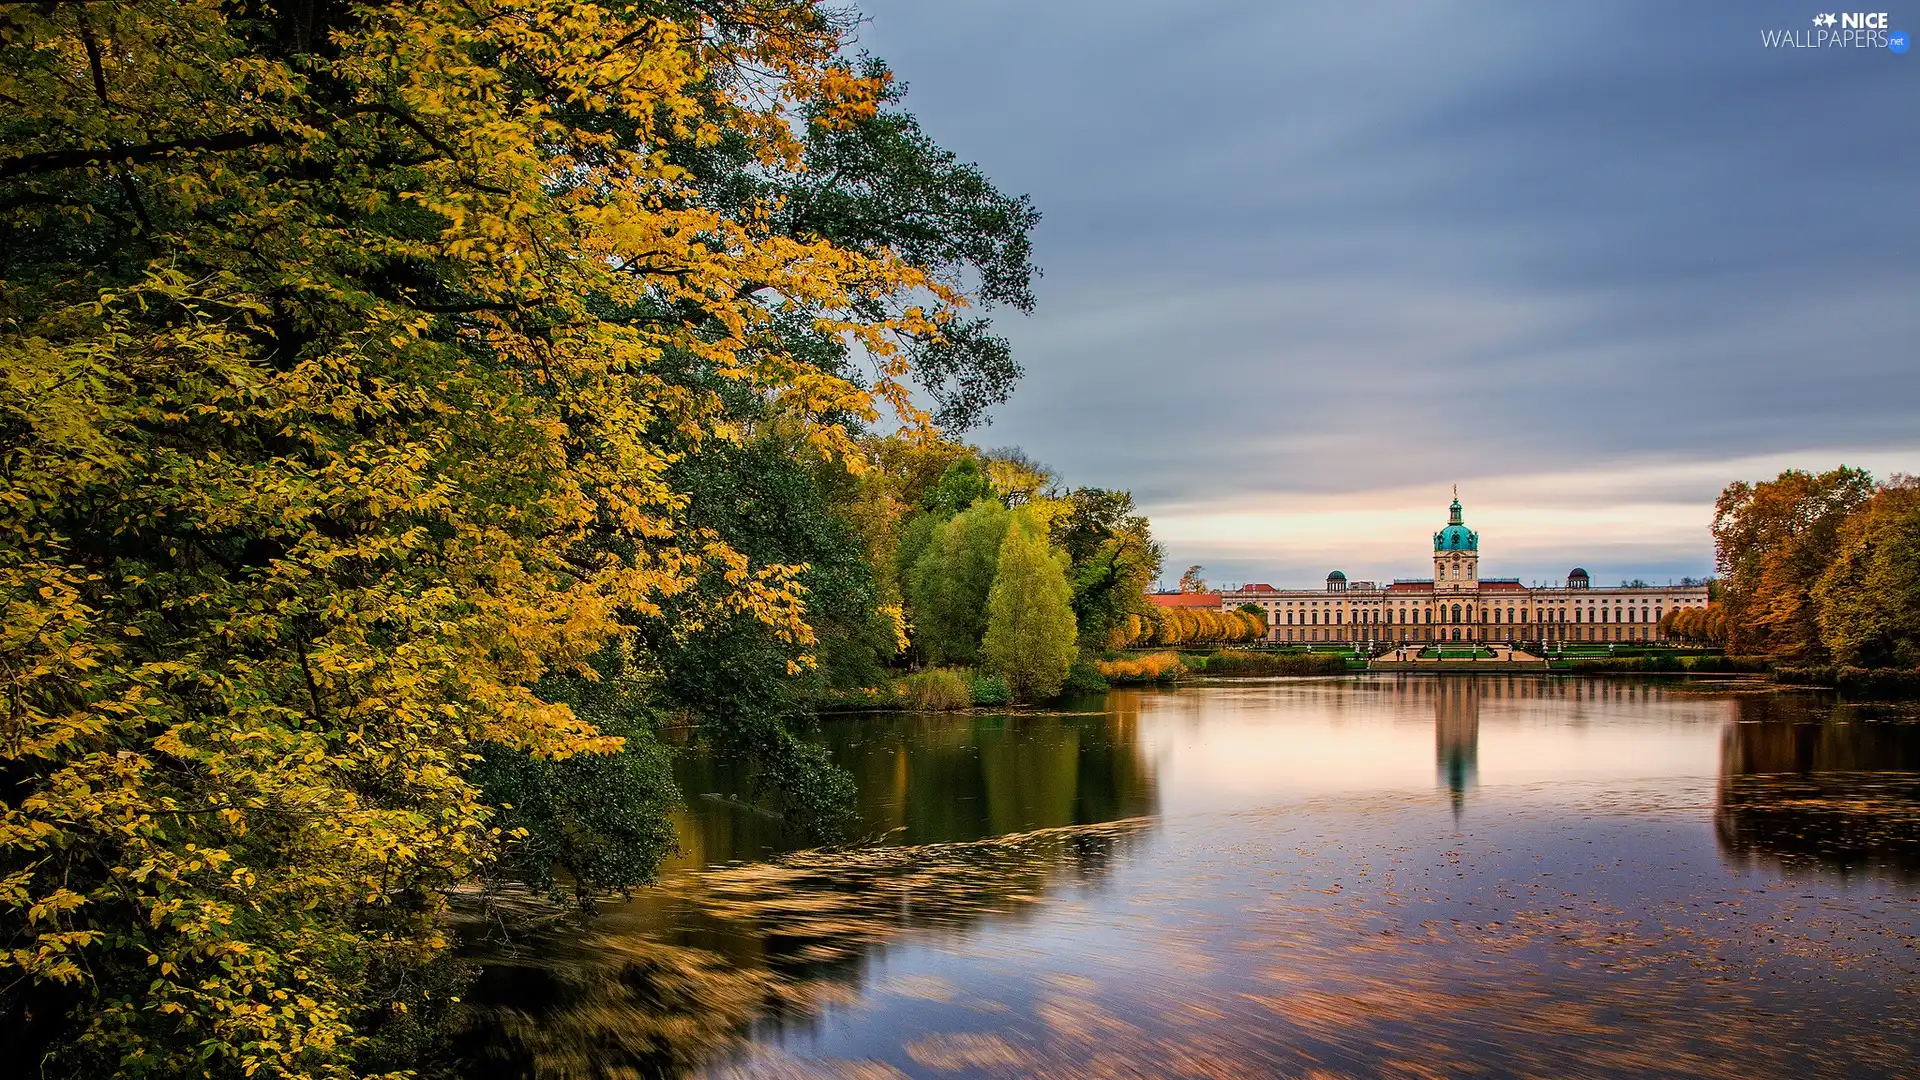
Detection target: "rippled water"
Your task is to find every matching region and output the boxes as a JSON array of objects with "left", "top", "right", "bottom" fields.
[{"left": 462, "top": 677, "right": 1920, "bottom": 1079}]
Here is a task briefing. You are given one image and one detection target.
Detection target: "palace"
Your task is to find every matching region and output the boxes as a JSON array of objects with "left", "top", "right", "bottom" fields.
[{"left": 1214, "top": 493, "right": 1710, "bottom": 645}]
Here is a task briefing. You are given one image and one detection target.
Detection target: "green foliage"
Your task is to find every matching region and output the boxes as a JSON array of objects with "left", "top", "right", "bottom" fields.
[
  {"left": 902, "top": 669, "right": 974, "bottom": 711},
  {"left": 474, "top": 646, "right": 679, "bottom": 901},
  {"left": 966, "top": 672, "right": 1013, "bottom": 707},
  {"left": 1194, "top": 650, "right": 1348, "bottom": 676},
  {"left": 1774, "top": 665, "right": 1920, "bottom": 697},
  {"left": 922, "top": 457, "right": 992, "bottom": 515},
  {"left": 669, "top": 435, "right": 890, "bottom": 693},
  {"left": 1059, "top": 660, "right": 1113, "bottom": 696},
  {"left": 907, "top": 499, "right": 1012, "bottom": 665},
  {"left": 982, "top": 514, "right": 1079, "bottom": 701},
  {"left": 1056, "top": 488, "right": 1162, "bottom": 650}
]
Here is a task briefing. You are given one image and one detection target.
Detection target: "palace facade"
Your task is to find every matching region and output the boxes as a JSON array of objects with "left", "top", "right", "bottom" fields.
[{"left": 1217, "top": 494, "right": 1710, "bottom": 645}]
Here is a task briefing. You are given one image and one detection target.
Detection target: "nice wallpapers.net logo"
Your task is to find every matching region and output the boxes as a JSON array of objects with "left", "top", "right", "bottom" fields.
[{"left": 1762, "top": 11, "right": 1909, "bottom": 49}]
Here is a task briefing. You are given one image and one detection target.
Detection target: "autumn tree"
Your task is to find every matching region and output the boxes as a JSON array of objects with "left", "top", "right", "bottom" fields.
[
  {"left": 1179, "top": 565, "right": 1209, "bottom": 593},
  {"left": 1712, "top": 467, "right": 1876, "bottom": 662},
  {"left": 983, "top": 513, "right": 1078, "bottom": 700},
  {"left": 1813, "top": 478, "right": 1920, "bottom": 669},
  {"left": 0, "top": 1, "right": 1034, "bottom": 1076}
]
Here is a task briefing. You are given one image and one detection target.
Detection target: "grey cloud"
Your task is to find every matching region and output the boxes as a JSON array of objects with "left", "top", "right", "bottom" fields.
[{"left": 858, "top": 0, "right": 1920, "bottom": 574}]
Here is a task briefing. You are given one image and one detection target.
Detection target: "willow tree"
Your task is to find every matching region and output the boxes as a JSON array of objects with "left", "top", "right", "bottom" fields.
[{"left": 0, "top": 1, "right": 979, "bottom": 1076}]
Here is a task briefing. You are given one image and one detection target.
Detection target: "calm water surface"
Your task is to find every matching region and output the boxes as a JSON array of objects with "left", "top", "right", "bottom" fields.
[{"left": 465, "top": 677, "right": 1920, "bottom": 1079}]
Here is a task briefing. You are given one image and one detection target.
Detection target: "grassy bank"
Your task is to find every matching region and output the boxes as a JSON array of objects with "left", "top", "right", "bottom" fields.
[{"left": 1559, "top": 654, "right": 1771, "bottom": 674}]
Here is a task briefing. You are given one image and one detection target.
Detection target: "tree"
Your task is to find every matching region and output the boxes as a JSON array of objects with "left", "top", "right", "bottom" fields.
[
  {"left": 1713, "top": 467, "right": 1876, "bottom": 661},
  {"left": 1814, "top": 479, "right": 1920, "bottom": 669},
  {"left": 1178, "top": 565, "right": 1209, "bottom": 593},
  {"left": 907, "top": 499, "right": 1012, "bottom": 665},
  {"left": 983, "top": 514, "right": 1078, "bottom": 700},
  {"left": 741, "top": 56, "right": 1041, "bottom": 433},
  {"left": 922, "top": 455, "right": 993, "bottom": 515},
  {"left": 0, "top": 2, "right": 1020, "bottom": 1076},
  {"left": 1054, "top": 488, "right": 1161, "bottom": 650},
  {"left": 982, "top": 446, "right": 1061, "bottom": 508}
]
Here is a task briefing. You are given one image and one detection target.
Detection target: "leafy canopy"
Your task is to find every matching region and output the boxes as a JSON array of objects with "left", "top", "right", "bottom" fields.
[{"left": 0, "top": 1, "right": 1007, "bottom": 1076}]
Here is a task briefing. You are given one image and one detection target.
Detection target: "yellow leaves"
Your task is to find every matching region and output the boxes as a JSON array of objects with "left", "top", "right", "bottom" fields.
[{"left": 2, "top": 0, "right": 991, "bottom": 1075}]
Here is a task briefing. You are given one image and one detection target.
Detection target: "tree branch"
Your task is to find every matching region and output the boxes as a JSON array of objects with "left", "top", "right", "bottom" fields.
[{"left": 0, "top": 127, "right": 284, "bottom": 181}]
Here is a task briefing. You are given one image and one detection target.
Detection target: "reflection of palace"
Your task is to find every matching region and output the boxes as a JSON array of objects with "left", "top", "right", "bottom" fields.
[
  {"left": 1208, "top": 492, "right": 1711, "bottom": 645},
  {"left": 1434, "top": 679, "right": 1479, "bottom": 814}
]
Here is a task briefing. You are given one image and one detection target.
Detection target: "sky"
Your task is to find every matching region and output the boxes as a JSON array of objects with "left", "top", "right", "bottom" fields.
[{"left": 854, "top": 0, "right": 1919, "bottom": 590}]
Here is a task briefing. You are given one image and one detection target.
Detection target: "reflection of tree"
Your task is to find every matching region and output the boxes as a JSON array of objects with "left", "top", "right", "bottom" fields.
[
  {"left": 455, "top": 708, "right": 1162, "bottom": 1076},
  {"left": 457, "top": 818, "right": 1154, "bottom": 1079},
  {"left": 1716, "top": 697, "right": 1920, "bottom": 880},
  {"left": 671, "top": 710, "right": 1160, "bottom": 866},
  {"left": 1435, "top": 679, "right": 1480, "bottom": 815}
]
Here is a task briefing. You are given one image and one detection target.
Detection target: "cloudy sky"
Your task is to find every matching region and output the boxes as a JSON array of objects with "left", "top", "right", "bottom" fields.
[{"left": 857, "top": 0, "right": 1919, "bottom": 589}]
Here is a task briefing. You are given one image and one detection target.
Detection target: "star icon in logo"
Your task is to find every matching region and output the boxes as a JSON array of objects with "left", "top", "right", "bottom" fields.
[{"left": 1812, "top": 12, "right": 1837, "bottom": 26}]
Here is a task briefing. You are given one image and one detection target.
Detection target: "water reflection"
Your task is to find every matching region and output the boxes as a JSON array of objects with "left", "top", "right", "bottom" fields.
[
  {"left": 1717, "top": 695, "right": 1920, "bottom": 879},
  {"left": 1434, "top": 678, "right": 1479, "bottom": 814},
  {"left": 668, "top": 703, "right": 1158, "bottom": 870},
  {"left": 460, "top": 680, "right": 1920, "bottom": 1080},
  {"left": 461, "top": 818, "right": 1156, "bottom": 1079}
]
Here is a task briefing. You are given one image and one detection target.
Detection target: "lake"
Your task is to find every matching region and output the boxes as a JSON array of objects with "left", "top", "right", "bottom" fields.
[{"left": 460, "top": 677, "right": 1920, "bottom": 1079}]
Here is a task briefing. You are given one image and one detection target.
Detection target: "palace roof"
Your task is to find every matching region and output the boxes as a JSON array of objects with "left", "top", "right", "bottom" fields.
[{"left": 1149, "top": 592, "right": 1224, "bottom": 608}]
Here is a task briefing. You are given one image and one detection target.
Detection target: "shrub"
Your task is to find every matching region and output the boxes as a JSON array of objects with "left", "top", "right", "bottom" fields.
[
  {"left": 967, "top": 672, "right": 1012, "bottom": 707},
  {"left": 902, "top": 669, "right": 973, "bottom": 711},
  {"left": 1095, "top": 652, "right": 1188, "bottom": 684},
  {"left": 1060, "top": 660, "right": 1112, "bottom": 696},
  {"left": 815, "top": 682, "right": 905, "bottom": 712},
  {"left": 1202, "top": 650, "right": 1348, "bottom": 676}
]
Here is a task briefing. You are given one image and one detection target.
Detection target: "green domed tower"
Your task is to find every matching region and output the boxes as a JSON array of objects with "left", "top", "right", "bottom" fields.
[{"left": 1433, "top": 487, "right": 1479, "bottom": 594}]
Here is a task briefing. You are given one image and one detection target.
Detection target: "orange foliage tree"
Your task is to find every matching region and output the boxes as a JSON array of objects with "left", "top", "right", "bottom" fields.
[{"left": 1712, "top": 467, "right": 1875, "bottom": 662}]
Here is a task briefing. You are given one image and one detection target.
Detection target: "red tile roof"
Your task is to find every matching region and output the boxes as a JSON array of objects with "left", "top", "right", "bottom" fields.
[
  {"left": 1149, "top": 592, "right": 1223, "bottom": 608},
  {"left": 1386, "top": 581, "right": 1434, "bottom": 593},
  {"left": 1479, "top": 580, "right": 1526, "bottom": 591}
]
